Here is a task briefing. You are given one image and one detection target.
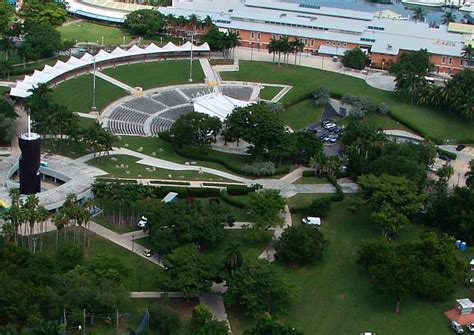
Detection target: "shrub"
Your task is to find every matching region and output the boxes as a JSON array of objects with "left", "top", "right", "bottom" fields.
[
  {"left": 342, "top": 48, "right": 369, "bottom": 70},
  {"left": 302, "top": 170, "right": 315, "bottom": 177},
  {"left": 220, "top": 191, "right": 249, "bottom": 209},
  {"left": 148, "top": 304, "right": 181, "bottom": 335},
  {"left": 436, "top": 148, "right": 457, "bottom": 160},
  {"left": 226, "top": 184, "right": 256, "bottom": 196},
  {"left": 312, "top": 87, "right": 330, "bottom": 106},
  {"left": 242, "top": 161, "right": 276, "bottom": 177}
]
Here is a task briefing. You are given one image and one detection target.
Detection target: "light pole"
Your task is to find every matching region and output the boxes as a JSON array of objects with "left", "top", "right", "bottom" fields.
[
  {"left": 123, "top": 35, "right": 125, "bottom": 45},
  {"left": 132, "top": 234, "right": 135, "bottom": 252},
  {"left": 189, "top": 32, "right": 194, "bottom": 82},
  {"left": 92, "top": 56, "right": 97, "bottom": 111},
  {"left": 250, "top": 42, "right": 253, "bottom": 61}
]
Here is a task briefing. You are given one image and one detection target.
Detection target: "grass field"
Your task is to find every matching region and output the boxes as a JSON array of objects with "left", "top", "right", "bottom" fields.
[
  {"left": 52, "top": 74, "right": 127, "bottom": 113},
  {"left": 57, "top": 21, "right": 133, "bottom": 45},
  {"left": 221, "top": 61, "right": 474, "bottom": 142},
  {"left": 280, "top": 99, "right": 323, "bottom": 130},
  {"left": 336, "top": 112, "right": 411, "bottom": 131},
  {"left": 89, "top": 154, "right": 232, "bottom": 182},
  {"left": 229, "top": 196, "right": 473, "bottom": 335},
  {"left": 102, "top": 60, "right": 205, "bottom": 90},
  {"left": 259, "top": 86, "right": 283, "bottom": 100}
]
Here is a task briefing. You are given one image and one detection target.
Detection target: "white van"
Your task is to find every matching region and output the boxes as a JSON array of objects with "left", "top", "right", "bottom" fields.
[{"left": 302, "top": 217, "right": 321, "bottom": 226}]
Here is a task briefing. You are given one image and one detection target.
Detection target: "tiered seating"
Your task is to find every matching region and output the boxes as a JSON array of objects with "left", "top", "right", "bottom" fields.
[
  {"left": 122, "top": 97, "right": 166, "bottom": 114},
  {"left": 150, "top": 117, "right": 175, "bottom": 135},
  {"left": 107, "top": 120, "right": 145, "bottom": 135},
  {"left": 221, "top": 86, "right": 254, "bottom": 101},
  {"left": 180, "top": 86, "right": 211, "bottom": 99},
  {"left": 109, "top": 107, "right": 148, "bottom": 124},
  {"left": 159, "top": 105, "right": 194, "bottom": 121},
  {"left": 151, "top": 90, "right": 188, "bottom": 107}
]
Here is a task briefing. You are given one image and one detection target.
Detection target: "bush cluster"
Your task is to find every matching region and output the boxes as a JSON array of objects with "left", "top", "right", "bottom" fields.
[
  {"left": 341, "top": 94, "right": 390, "bottom": 118},
  {"left": 242, "top": 161, "right": 276, "bottom": 176}
]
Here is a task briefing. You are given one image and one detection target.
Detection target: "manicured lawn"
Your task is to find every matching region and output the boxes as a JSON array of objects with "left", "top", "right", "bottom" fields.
[
  {"left": 39, "top": 227, "right": 161, "bottom": 292},
  {"left": 89, "top": 154, "right": 232, "bottom": 182},
  {"left": 259, "top": 85, "right": 283, "bottom": 100},
  {"left": 280, "top": 98, "right": 323, "bottom": 130},
  {"left": 41, "top": 138, "right": 91, "bottom": 159},
  {"left": 102, "top": 60, "right": 205, "bottom": 90},
  {"left": 286, "top": 193, "right": 332, "bottom": 208},
  {"left": 94, "top": 215, "right": 140, "bottom": 234},
  {"left": 78, "top": 116, "right": 97, "bottom": 128},
  {"left": 57, "top": 21, "right": 133, "bottom": 45},
  {"left": 336, "top": 112, "right": 411, "bottom": 131},
  {"left": 52, "top": 74, "right": 127, "bottom": 113},
  {"left": 230, "top": 197, "right": 473, "bottom": 334},
  {"left": 222, "top": 61, "right": 474, "bottom": 142}
]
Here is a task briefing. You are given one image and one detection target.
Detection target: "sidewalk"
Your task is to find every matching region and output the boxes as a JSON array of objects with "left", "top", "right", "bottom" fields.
[{"left": 95, "top": 71, "right": 134, "bottom": 93}]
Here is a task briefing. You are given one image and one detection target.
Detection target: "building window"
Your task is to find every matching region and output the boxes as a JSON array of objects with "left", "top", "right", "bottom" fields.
[
  {"left": 257, "top": 32, "right": 261, "bottom": 40},
  {"left": 441, "top": 56, "right": 446, "bottom": 64},
  {"left": 332, "top": 42, "right": 336, "bottom": 46},
  {"left": 303, "top": 39, "right": 308, "bottom": 45},
  {"left": 448, "top": 57, "right": 452, "bottom": 65},
  {"left": 272, "top": 34, "right": 276, "bottom": 39},
  {"left": 343, "top": 43, "right": 347, "bottom": 47},
  {"left": 251, "top": 32, "right": 255, "bottom": 40},
  {"left": 326, "top": 41, "right": 330, "bottom": 45},
  {"left": 310, "top": 40, "right": 314, "bottom": 46},
  {"left": 337, "top": 42, "right": 341, "bottom": 46},
  {"left": 461, "top": 59, "right": 464, "bottom": 66}
]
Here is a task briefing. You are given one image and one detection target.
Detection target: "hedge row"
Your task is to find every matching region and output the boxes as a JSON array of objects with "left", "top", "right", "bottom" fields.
[
  {"left": 219, "top": 191, "right": 249, "bottom": 209},
  {"left": 153, "top": 186, "right": 221, "bottom": 198},
  {"left": 95, "top": 178, "right": 137, "bottom": 184},
  {"left": 327, "top": 175, "right": 344, "bottom": 201},
  {"left": 436, "top": 148, "right": 457, "bottom": 160}
]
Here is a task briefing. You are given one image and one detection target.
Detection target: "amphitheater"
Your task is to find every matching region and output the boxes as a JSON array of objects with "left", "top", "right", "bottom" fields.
[{"left": 102, "top": 83, "right": 260, "bottom": 136}]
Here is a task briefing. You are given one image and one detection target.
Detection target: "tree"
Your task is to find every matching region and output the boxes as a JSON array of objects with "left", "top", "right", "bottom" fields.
[
  {"left": 391, "top": 49, "right": 433, "bottom": 101},
  {"left": 156, "top": 245, "right": 214, "bottom": 298},
  {"left": 466, "top": 160, "right": 474, "bottom": 189},
  {"left": 18, "top": 22, "right": 62, "bottom": 63},
  {"left": 0, "top": 1, "right": 13, "bottom": 34},
  {"left": 168, "top": 111, "right": 221, "bottom": 147},
  {"left": 369, "top": 202, "right": 410, "bottom": 238},
  {"left": 341, "top": 48, "right": 369, "bottom": 70},
  {"left": 441, "top": 11, "right": 456, "bottom": 24},
  {"left": 312, "top": 87, "right": 330, "bottom": 106},
  {"left": 225, "top": 256, "right": 297, "bottom": 316},
  {"left": 358, "top": 233, "right": 466, "bottom": 313},
  {"left": 249, "top": 190, "right": 285, "bottom": 229},
  {"left": 244, "top": 316, "right": 303, "bottom": 335},
  {"left": 87, "top": 254, "right": 132, "bottom": 281},
  {"left": 436, "top": 164, "right": 454, "bottom": 183},
  {"left": 442, "top": 70, "right": 474, "bottom": 119},
  {"left": 412, "top": 7, "right": 426, "bottom": 22},
  {"left": 0, "top": 59, "right": 13, "bottom": 80},
  {"left": 21, "top": 1, "right": 67, "bottom": 27},
  {"left": 0, "top": 97, "right": 16, "bottom": 143},
  {"left": 290, "top": 38, "right": 305, "bottom": 65},
  {"left": 189, "top": 305, "right": 228, "bottom": 335},
  {"left": 223, "top": 242, "right": 242, "bottom": 276},
  {"left": 462, "top": 45, "right": 473, "bottom": 63},
  {"left": 148, "top": 304, "right": 181, "bottom": 335},
  {"left": 125, "top": 9, "right": 166, "bottom": 37},
  {"left": 276, "top": 225, "right": 328, "bottom": 267},
  {"left": 56, "top": 242, "right": 84, "bottom": 271}
]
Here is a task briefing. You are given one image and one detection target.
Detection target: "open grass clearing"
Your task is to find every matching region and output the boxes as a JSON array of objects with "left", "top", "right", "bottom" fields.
[
  {"left": 102, "top": 60, "right": 205, "bottom": 90},
  {"left": 57, "top": 21, "right": 133, "bottom": 45},
  {"left": 52, "top": 74, "right": 127, "bottom": 113},
  {"left": 279, "top": 98, "right": 323, "bottom": 130},
  {"left": 221, "top": 61, "right": 474, "bottom": 142},
  {"left": 89, "top": 154, "right": 233, "bottom": 182},
  {"left": 336, "top": 112, "right": 412, "bottom": 131},
  {"left": 229, "top": 197, "right": 473, "bottom": 334},
  {"left": 93, "top": 214, "right": 140, "bottom": 234},
  {"left": 259, "top": 85, "right": 283, "bottom": 100}
]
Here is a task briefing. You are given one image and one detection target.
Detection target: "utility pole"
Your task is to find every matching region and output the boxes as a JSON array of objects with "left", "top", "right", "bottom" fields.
[
  {"left": 116, "top": 309, "right": 119, "bottom": 335},
  {"left": 92, "top": 56, "right": 97, "bottom": 111},
  {"left": 83, "top": 309, "right": 86, "bottom": 335}
]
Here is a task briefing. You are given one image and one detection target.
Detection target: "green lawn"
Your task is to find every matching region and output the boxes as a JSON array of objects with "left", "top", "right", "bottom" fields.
[
  {"left": 57, "top": 21, "right": 133, "bottom": 45},
  {"left": 41, "top": 138, "right": 91, "bottom": 159},
  {"left": 336, "top": 112, "right": 412, "bottom": 131},
  {"left": 39, "top": 227, "right": 161, "bottom": 292},
  {"left": 222, "top": 61, "right": 474, "bottom": 142},
  {"left": 280, "top": 99, "right": 323, "bottom": 130},
  {"left": 230, "top": 197, "right": 473, "bottom": 334},
  {"left": 259, "top": 86, "right": 283, "bottom": 100},
  {"left": 89, "top": 154, "right": 232, "bottom": 182},
  {"left": 52, "top": 74, "right": 127, "bottom": 113},
  {"left": 102, "top": 60, "right": 205, "bottom": 90},
  {"left": 77, "top": 116, "right": 97, "bottom": 128},
  {"left": 293, "top": 176, "right": 328, "bottom": 184},
  {"left": 94, "top": 215, "right": 140, "bottom": 234}
]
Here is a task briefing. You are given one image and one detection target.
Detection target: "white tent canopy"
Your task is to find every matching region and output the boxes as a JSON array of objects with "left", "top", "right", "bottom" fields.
[
  {"left": 192, "top": 91, "right": 253, "bottom": 120},
  {"left": 9, "top": 42, "right": 210, "bottom": 98}
]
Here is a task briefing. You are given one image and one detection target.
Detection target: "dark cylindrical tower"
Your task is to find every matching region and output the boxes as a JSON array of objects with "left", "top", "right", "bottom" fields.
[{"left": 18, "top": 133, "right": 41, "bottom": 195}]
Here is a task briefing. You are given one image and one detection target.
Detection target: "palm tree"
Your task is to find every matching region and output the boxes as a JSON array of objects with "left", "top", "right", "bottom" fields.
[
  {"left": 0, "top": 37, "right": 16, "bottom": 61},
  {"left": 268, "top": 38, "right": 279, "bottom": 63},
  {"left": 188, "top": 14, "right": 200, "bottom": 32},
  {"left": 203, "top": 15, "right": 213, "bottom": 27},
  {"left": 412, "top": 7, "right": 426, "bottom": 22},
  {"left": 23, "top": 194, "right": 39, "bottom": 251},
  {"left": 462, "top": 44, "right": 473, "bottom": 66},
  {"left": 0, "top": 60, "right": 13, "bottom": 81},
  {"left": 465, "top": 159, "right": 474, "bottom": 189},
  {"left": 290, "top": 39, "right": 305, "bottom": 65},
  {"left": 36, "top": 206, "right": 49, "bottom": 252},
  {"left": 223, "top": 242, "right": 242, "bottom": 276},
  {"left": 441, "top": 11, "right": 456, "bottom": 24},
  {"left": 228, "top": 31, "right": 241, "bottom": 59}
]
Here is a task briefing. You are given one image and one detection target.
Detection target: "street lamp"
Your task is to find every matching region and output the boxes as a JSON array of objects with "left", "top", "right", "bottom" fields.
[
  {"left": 92, "top": 56, "right": 97, "bottom": 111},
  {"left": 250, "top": 42, "right": 253, "bottom": 61},
  {"left": 189, "top": 32, "right": 195, "bottom": 82}
]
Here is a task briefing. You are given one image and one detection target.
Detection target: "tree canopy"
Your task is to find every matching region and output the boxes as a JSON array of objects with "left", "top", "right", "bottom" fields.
[
  {"left": 125, "top": 9, "right": 166, "bottom": 37},
  {"left": 341, "top": 48, "right": 369, "bottom": 70},
  {"left": 249, "top": 190, "right": 286, "bottom": 229},
  {"left": 168, "top": 111, "right": 222, "bottom": 147}
]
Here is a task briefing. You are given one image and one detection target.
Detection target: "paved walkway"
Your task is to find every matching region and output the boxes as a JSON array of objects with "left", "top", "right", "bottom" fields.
[
  {"left": 95, "top": 71, "right": 134, "bottom": 93},
  {"left": 0, "top": 81, "right": 15, "bottom": 88},
  {"left": 199, "top": 59, "right": 218, "bottom": 83},
  {"left": 259, "top": 205, "right": 292, "bottom": 261}
]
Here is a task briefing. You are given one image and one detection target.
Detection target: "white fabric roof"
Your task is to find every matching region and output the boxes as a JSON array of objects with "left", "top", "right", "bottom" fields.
[
  {"left": 10, "top": 42, "right": 210, "bottom": 98},
  {"left": 193, "top": 92, "right": 253, "bottom": 120}
]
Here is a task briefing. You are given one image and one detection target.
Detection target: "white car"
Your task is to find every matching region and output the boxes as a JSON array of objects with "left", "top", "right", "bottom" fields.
[
  {"left": 137, "top": 216, "right": 148, "bottom": 228},
  {"left": 301, "top": 217, "right": 321, "bottom": 225},
  {"left": 324, "top": 123, "right": 337, "bottom": 130}
]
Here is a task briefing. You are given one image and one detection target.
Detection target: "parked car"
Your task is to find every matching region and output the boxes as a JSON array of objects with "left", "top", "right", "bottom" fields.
[
  {"left": 302, "top": 217, "right": 321, "bottom": 225},
  {"left": 456, "top": 144, "right": 466, "bottom": 152},
  {"left": 137, "top": 216, "right": 148, "bottom": 228},
  {"left": 466, "top": 324, "right": 474, "bottom": 333},
  {"left": 439, "top": 154, "right": 452, "bottom": 162},
  {"left": 451, "top": 321, "right": 464, "bottom": 334},
  {"left": 427, "top": 164, "right": 438, "bottom": 172},
  {"left": 321, "top": 120, "right": 331, "bottom": 126},
  {"left": 143, "top": 249, "right": 154, "bottom": 257},
  {"left": 328, "top": 135, "right": 338, "bottom": 143},
  {"left": 324, "top": 123, "right": 337, "bottom": 130}
]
